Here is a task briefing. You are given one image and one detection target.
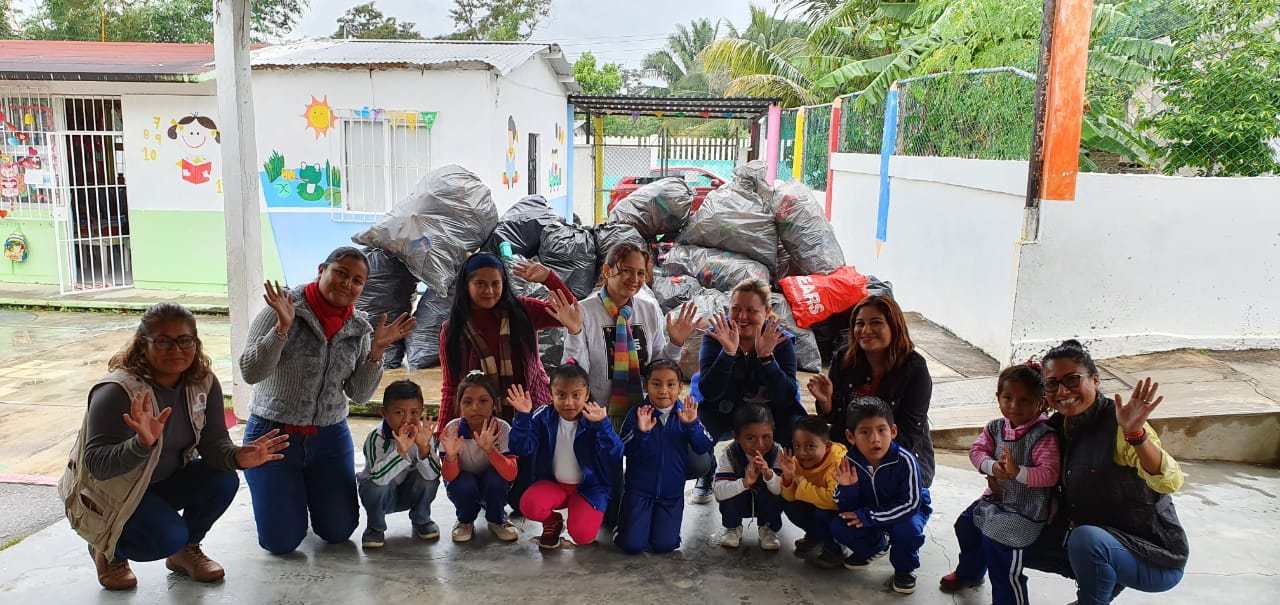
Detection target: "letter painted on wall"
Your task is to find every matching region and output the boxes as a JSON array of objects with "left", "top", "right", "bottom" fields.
[
  {"left": 303, "top": 96, "right": 335, "bottom": 139},
  {"left": 547, "top": 122, "right": 564, "bottom": 193},
  {"left": 260, "top": 150, "right": 342, "bottom": 208},
  {"left": 166, "top": 114, "right": 220, "bottom": 185},
  {"left": 502, "top": 116, "right": 519, "bottom": 189}
]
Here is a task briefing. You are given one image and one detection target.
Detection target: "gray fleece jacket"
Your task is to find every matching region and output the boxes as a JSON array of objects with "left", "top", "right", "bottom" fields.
[{"left": 239, "top": 286, "right": 384, "bottom": 427}]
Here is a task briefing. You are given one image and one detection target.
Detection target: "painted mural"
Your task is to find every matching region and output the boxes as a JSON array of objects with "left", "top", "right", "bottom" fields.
[
  {"left": 502, "top": 116, "right": 519, "bottom": 189},
  {"left": 260, "top": 151, "right": 342, "bottom": 208},
  {"left": 0, "top": 103, "right": 55, "bottom": 213},
  {"left": 166, "top": 114, "right": 220, "bottom": 185},
  {"left": 303, "top": 96, "right": 335, "bottom": 138},
  {"left": 547, "top": 122, "right": 564, "bottom": 193}
]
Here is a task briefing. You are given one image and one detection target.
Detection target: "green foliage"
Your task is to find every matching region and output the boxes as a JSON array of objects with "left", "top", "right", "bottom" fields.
[
  {"left": 21, "top": 0, "right": 305, "bottom": 42},
  {"left": 573, "top": 52, "right": 623, "bottom": 96},
  {"left": 642, "top": 18, "right": 724, "bottom": 96},
  {"left": 838, "top": 93, "right": 884, "bottom": 153},
  {"left": 1141, "top": 0, "right": 1280, "bottom": 176},
  {"left": 448, "top": 0, "right": 550, "bottom": 41},
  {"left": 896, "top": 71, "right": 1036, "bottom": 160},
  {"left": 802, "top": 103, "right": 832, "bottom": 189},
  {"left": 334, "top": 2, "right": 422, "bottom": 39},
  {"left": 1, "top": 0, "right": 17, "bottom": 39}
]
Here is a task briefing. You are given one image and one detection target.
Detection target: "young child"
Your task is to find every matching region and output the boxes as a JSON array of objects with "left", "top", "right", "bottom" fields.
[
  {"left": 508, "top": 362, "right": 624, "bottom": 549},
  {"left": 713, "top": 403, "right": 785, "bottom": 551},
  {"left": 779, "top": 415, "right": 848, "bottom": 568},
  {"left": 615, "top": 360, "right": 714, "bottom": 554},
  {"left": 438, "top": 370, "right": 521, "bottom": 543},
  {"left": 939, "top": 364, "right": 1060, "bottom": 604},
  {"left": 357, "top": 380, "right": 441, "bottom": 549},
  {"left": 831, "top": 397, "right": 932, "bottom": 594}
]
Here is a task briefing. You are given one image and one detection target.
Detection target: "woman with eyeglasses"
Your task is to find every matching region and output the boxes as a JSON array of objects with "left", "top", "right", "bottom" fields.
[
  {"left": 806, "top": 294, "right": 935, "bottom": 488},
  {"left": 1024, "top": 339, "right": 1188, "bottom": 604},
  {"left": 61, "top": 303, "right": 290, "bottom": 591},
  {"left": 239, "top": 246, "right": 416, "bottom": 555}
]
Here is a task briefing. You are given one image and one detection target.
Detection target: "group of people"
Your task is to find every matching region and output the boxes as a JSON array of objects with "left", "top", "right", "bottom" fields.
[{"left": 58, "top": 244, "right": 1189, "bottom": 605}]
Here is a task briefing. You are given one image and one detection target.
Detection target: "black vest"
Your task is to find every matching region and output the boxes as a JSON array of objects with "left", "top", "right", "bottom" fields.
[{"left": 1053, "top": 396, "right": 1189, "bottom": 569}]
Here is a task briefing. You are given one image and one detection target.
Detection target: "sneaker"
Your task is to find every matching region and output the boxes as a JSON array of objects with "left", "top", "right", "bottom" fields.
[
  {"left": 938, "top": 571, "right": 984, "bottom": 593},
  {"left": 361, "top": 528, "right": 385, "bottom": 549},
  {"left": 488, "top": 520, "right": 520, "bottom": 542},
  {"left": 538, "top": 512, "right": 564, "bottom": 550},
  {"left": 793, "top": 536, "right": 819, "bottom": 558},
  {"left": 844, "top": 537, "right": 890, "bottom": 569},
  {"left": 164, "top": 544, "right": 225, "bottom": 583},
  {"left": 758, "top": 526, "right": 781, "bottom": 551},
  {"left": 451, "top": 522, "right": 474, "bottom": 543},
  {"left": 890, "top": 573, "right": 917, "bottom": 594},
  {"left": 808, "top": 547, "right": 846, "bottom": 570},
  {"left": 90, "top": 545, "right": 136, "bottom": 591},
  {"left": 413, "top": 521, "right": 440, "bottom": 541},
  {"left": 691, "top": 480, "right": 714, "bottom": 504},
  {"left": 718, "top": 526, "right": 743, "bottom": 549}
]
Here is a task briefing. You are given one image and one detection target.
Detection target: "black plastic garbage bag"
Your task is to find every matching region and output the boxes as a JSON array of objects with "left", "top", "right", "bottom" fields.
[
  {"left": 773, "top": 181, "right": 845, "bottom": 275},
  {"left": 607, "top": 177, "right": 693, "bottom": 238},
  {"left": 771, "top": 293, "right": 822, "bottom": 373},
  {"left": 679, "top": 162, "right": 779, "bottom": 271},
  {"left": 487, "top": 195, "right": 564, "bottom": 258},
  {"left": 406, "top": 288, "right": 451, "bottom": 369},
  {"left": 356, "top": 248, "right": 418, "bottom": 368},
  {"left": 651, "top": 273, "right": 703, "bottom": 315},
  {"left": 663, "top": 244, "right": 770, "bottom": 292},
  {"left": 541, "top": 224, "right": 598, "bottom": 299},
  {"left": 592, "top": 223, "right": 646, "bottom": 264}
]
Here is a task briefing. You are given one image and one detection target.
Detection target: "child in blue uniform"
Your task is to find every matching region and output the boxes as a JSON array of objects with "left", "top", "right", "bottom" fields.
[
  {"left": 713, "top": 403, "right": 785, "bottom": 550},
  {"left": 615, "top": 360, "right": 714, "bottom": 554}
]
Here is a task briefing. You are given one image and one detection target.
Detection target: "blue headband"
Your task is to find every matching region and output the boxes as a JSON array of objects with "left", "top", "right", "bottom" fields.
[{"left": 463, "top": 253, "right": 503, "bottom": 275}]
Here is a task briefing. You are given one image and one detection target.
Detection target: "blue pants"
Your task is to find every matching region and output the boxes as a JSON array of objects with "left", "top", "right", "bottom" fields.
[
  {"left": 243, "top": 415, "right": 359, "bottom": 555},
  {"left": 616, "top": 492, "right": 684, "bottom": 554},
  {"left": 114, "top": 459, "right": 238, "bottom": 562},
  {"left": 719, "top": 487, "right": 783, "bottom": 531},
  {"left": 358, "top": 471, "right": 439, "bottom": 532},
  {"left": 1067, "top": 525, "right": 1184, "bottom": 605},
  {"left": 783, "top": 500, "right": 838, "bottom": 551},
  {"left": 954, "top": 501, "right": 1031, "bottom": 605},
  {"left": 446, "top": 468, "right": 510, "bottom": 524},
  {"left": 830, "top": 509, "right": 929, "bottom": 575}
]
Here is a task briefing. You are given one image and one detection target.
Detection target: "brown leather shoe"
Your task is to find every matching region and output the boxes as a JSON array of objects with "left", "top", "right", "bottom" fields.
[
  {"left": 538, "top": 512, "right": 563, "bottom": 550},
  {"left": 165, "top": 544, "right": 225, "bottom": 583},
  {"left": 90, "top": 545, "right": 136, "bottom": 591}
]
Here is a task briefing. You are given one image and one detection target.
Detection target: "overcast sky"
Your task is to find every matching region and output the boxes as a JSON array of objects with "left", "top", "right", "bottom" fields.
[{"left": 296, "top": 0, "right": 760, "bottom": 68}]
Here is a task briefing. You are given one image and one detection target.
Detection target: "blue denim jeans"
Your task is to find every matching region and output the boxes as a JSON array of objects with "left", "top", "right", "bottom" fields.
[
  {"left": 114, "top": 459, "right": 238, "bottom": 562},
  {"left": 243, "top": 415, "right": 358, "bottom": 555},
  {"left": 357, "top": 471, "right": 438, "bottom": 532},
  {"left": 1067, "top": 525, "right": 1184, "bottom": 605}
]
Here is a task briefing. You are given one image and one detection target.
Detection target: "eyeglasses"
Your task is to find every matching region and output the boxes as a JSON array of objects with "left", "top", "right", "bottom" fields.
[
  {"left": 1044, "top": 373, "right": 1085, "bottom": 392},
  {"left": 148, "top": 336, "right": 198, "bottom": 351}
]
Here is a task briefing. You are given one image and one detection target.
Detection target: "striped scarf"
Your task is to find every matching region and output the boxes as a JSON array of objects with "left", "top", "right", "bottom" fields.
[
  {"left": 463, "top": 313, "right": 516, "bottom": 412},
  {"left": 601, "top": 291, "right": 643, "bottom": 418}
]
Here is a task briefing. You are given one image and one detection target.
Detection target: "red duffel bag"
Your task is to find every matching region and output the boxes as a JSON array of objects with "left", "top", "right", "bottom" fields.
[{"left": 780, "top": 266, "right": 870, "bottom": 328}]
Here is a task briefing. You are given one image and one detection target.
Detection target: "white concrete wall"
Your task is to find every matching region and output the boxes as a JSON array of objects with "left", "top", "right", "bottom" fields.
[
  {"left": 828, "top": 153, "right": 1026, "bottom": 362},
  {"left": 1010, "top": 173, "right": 1280, "bottom": 359},
  {"left": 120, "top": 94, "right": 221, "bottom": 211},
  {"left": 572, "top": 143, "right": 594, "bottom": 224},
  {"left": 495, "top": 57, "right": 571, "bottom": 214}
]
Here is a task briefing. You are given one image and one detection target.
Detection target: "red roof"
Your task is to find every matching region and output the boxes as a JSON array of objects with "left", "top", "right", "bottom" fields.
[{"left": 0, "top": 40, "right": 214, "bottom": 81}]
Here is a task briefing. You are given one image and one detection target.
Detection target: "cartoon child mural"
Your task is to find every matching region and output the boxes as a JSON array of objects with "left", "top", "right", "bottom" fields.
[
  {"left": 167, "top": 114, "right": 220, "bottom": 185},
  {"left": 547, "top": 122, "right": 564, "bottom": 192},
  {"left": 501, "top": 116, "right": 519, "bottom": 189}
]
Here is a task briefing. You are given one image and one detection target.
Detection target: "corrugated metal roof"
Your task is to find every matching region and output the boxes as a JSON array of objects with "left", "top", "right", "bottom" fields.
[
  {"left": 0, "top": 40, "right": 213, "bottom": 82},
  {"left": 253, "top": 39, "right": 569, "bottom": 76}
]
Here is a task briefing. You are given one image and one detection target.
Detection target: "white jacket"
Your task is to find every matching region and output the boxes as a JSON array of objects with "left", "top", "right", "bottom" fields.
[{"left": 562, "top": 289, "right": 682, "bottom": 407}]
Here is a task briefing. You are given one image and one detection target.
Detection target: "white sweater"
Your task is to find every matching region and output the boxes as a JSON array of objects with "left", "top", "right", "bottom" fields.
[{"left": 562, "top": 290, "right": 683, "bottom": 407}]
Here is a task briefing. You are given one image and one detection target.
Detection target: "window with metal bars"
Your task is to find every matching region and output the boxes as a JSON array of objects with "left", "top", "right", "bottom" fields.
[{"left": 337, "top": 112, "right": 432, "bottom": 213}]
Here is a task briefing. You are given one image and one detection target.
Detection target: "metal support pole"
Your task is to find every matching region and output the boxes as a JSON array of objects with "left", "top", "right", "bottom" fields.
[{"left": 592, "top": 115, "right": 605, "bottom": 224}]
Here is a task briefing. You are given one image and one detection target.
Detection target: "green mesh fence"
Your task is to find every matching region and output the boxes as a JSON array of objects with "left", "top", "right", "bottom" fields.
[
  {"left": 778, "top": 109, "right": 798, "bottom": 182},
  {"left": 897, "top": 70, "right": 1036, "bottom": 160},
  {"left": 838, "top": 93, "right": 884, "bottom": 154},
  {"left": 802, "top": 104, "right": 832, "bottom": 190}
]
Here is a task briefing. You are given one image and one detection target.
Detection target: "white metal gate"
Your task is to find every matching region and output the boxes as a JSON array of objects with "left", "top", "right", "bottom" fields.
[
  {"left": 0, "top": 92, "right": 131, "bottom": 293},
  {"left": 329, "top": 107, "right": 434, "bottom": 220}
]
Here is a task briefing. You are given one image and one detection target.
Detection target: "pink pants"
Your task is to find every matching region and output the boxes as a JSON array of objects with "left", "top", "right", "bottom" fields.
[{"left": 519, "top": 480, "right": 604, "bottom": 545}]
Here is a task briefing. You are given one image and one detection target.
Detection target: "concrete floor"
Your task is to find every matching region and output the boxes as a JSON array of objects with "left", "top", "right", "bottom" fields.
[{"left": 1, "top": 453, "right": 1277, "bottom": 603}]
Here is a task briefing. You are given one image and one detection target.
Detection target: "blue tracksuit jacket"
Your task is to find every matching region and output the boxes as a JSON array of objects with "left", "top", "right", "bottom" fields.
[
  {"left": 619, "top": 399, "right": 714, "bottom": 498},
  {"left": 508, "top": 406, "right": 624, "bottom": 512},
  {"left": 835, "top": 441, "right": 932, "bottom": 528}
]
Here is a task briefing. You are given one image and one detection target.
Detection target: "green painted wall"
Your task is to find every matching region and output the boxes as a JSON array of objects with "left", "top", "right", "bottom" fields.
[
  {"left": 129, "top": 210, "right": 284, "bottom": 292},
  {"left": 0, "top": 215, "right": 61, "bottom": 285}
]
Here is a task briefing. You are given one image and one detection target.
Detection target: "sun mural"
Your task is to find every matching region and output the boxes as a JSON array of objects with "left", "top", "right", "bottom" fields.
[{"left": 302, "top": 96, "right": 334, "bottom": 138}]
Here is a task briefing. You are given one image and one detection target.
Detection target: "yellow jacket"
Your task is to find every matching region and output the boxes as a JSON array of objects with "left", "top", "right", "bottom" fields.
[{"left": 782, "top": 442, "right": 847, "bottom": 510}]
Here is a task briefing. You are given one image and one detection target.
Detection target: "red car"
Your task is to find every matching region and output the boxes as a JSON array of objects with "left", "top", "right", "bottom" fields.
[{"left": 608, "top": 167, "right": 725, "bottom": 213}]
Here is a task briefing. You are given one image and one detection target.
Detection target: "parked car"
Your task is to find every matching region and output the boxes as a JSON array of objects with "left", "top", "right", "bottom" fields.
[{"left": 608, "top": 167, "right": 725, "bottom": 213}]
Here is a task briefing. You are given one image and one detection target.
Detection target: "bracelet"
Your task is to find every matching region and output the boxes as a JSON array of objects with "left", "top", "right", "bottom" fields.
[{"left": 1124, "top": 428, "right": 1148, "bottom": 446}]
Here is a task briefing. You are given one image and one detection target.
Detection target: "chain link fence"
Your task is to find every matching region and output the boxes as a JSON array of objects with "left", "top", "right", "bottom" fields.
[
  {"left": 897, "top": 69, "right": 1036, "bottom": 161},
  {"left": 802, "top": 104, "right": 832, "bottom": 190},
  {"left": 777, "top": 109, "right": 798, "bottom": 182}
]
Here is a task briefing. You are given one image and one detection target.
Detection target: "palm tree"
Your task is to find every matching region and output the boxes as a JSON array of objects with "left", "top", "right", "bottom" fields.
[{"left": 642, "top": 18, "right": 724, "bottom": 96}]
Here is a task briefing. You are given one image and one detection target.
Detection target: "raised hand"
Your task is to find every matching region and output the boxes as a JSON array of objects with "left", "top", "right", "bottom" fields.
[
  {"left": 707, "top": 313, "right": 740, "bottom": 356},
  {"left": 371, "top": 312, "right": 416, "bottom": 353},
  {"left": 235, "top": 428, "right": 289, "bottom": 469},
  {"left": 665, "top": 302, "right": 699, "bottom": 347},
  {"left": 513, "top": 260, "right": 552, "bottom": 284},
  {"left": 635, "top": 405, "right": 656, "bottom": 433},
  {"left": 413, "top": 419, "right": 433, "bottom": 453},
  {"left": 1115, "top": 377, "right": 1164, "bottom": 435},
  {"left": 439, "top": 423, "right": 464, "bottom": 460},
  {"left": 507, "top": 384, "right": 533, "bottom": 414},
  {"left": 121, "top": 391, "right": 171, "bottom": 448},
  {"left": 778, "top": 449, "right": 798, "bottom": 484},
  {"left": 677, "top": 400, "right": 699, "bottom": 425},
  {"left": 474, "top": 418, "right": 501, "bottom": 453},
  {"left": 836, "top": 458, "right": 858, "bottom": 487},
  {"left": 807, "top": 375, "right": 834, "bottom": 415},
  {"left": 752, "top": 453, "right": 774, "bottom": 481},
  {"left": 582, "top": 401, "right": 608, "bottom": 423},
  {"left": 743, "top": 458, "right": 759, "bottom": 487},
  {"left": 392, "top": 422, "right": 416, "bottom": 456},
  {"left": 263, "top": 280, "right": 295, "bottom": 334},
  {"left": 546, "top": 290, "right": 584, "bottom": 335},
  {"left": 754, "top": 318, "right": 786, "bottom": 357},
  {"left": 991, "top": 447, "right": 1019, "bottom": 481}
]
